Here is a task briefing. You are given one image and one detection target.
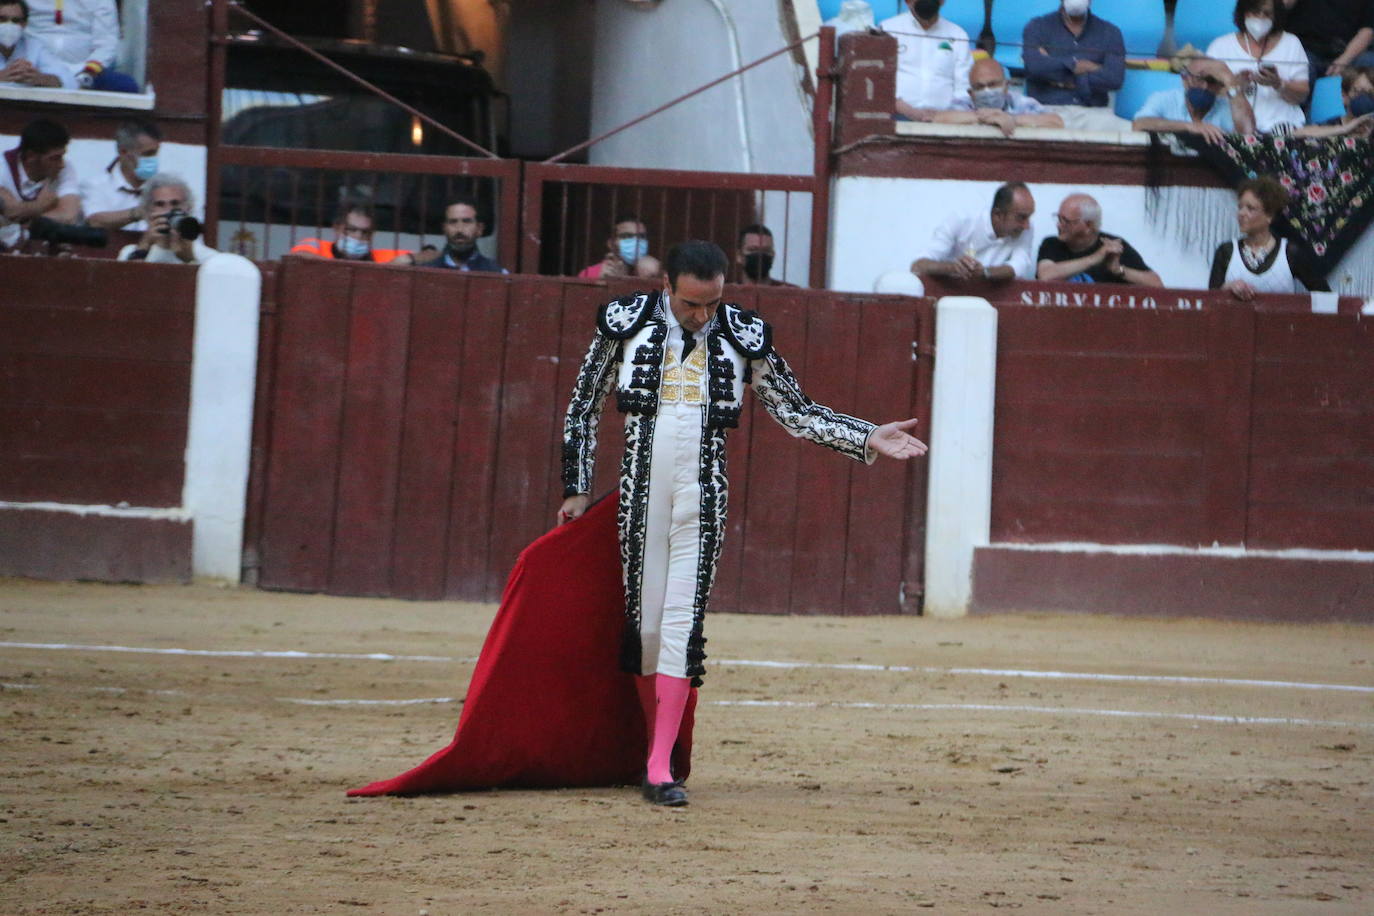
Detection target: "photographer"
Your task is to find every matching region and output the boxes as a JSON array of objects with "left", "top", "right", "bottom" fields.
[{"left": 117, "top": 172, "right": 217, "bottom": 264}]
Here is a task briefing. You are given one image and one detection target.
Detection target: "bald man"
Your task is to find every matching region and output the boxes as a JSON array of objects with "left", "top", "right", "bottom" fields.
[
  {"left": 933, "top": 58, "right": 1065, "bottom": 137},
  {"left": 1037, "top": 193, "right": 1163, "bottom": 286}
]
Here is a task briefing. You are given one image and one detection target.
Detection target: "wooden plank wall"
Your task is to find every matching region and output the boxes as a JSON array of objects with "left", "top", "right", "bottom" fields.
[
  {"left": 1, "top": 259, "right": 196, "bottom": 507},
  {"left": 991, "top": 302, "right": 1374, "bottom": 551},
  {"left": 253, "top": 259, "right": 934, "bottom": 614}
]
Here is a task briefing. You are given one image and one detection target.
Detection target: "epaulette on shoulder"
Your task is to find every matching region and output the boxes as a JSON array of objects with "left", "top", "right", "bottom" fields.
[
  {"left": 597, "top": 290, "right": 659, "bottom": 339},
  {"left": 718, "top": 302, "right": 772, "bottom": 358}
]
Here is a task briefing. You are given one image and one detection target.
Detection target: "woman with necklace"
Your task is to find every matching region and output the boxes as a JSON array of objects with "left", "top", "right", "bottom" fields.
[
  {"left": 1206, "top": 0, "right": 1310, "bottom": 132},
  {"left": 1208, "top": 176, "right": 1330, "bottom": 299}
]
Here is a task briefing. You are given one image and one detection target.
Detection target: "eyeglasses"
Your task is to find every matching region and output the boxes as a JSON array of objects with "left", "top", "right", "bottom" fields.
[
  {"left": 0, "top": 15, "right": 26, "bottom": 23},
  {"left": 1055, "top": 214, "right": 1082, "bottom": 225}
]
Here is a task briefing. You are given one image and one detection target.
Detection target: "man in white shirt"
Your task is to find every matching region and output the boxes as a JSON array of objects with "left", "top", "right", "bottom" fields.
[
  {"left": 0, "top": 116, "right": 82, "bottom": 250},
  {"left": 879, "top": 0, "right": 973, "bottom": 120},
  {"left": 83, "top": 119, "right": 160, "bottom": 231},
  {"left": 912, "top": 182, "right": 1037, "bottom": 282},
  {"left": 22, "top": 0, "right": 136, "bottom": 91},
  {"left": 117, "top": 172, "right": 218, "bottom": 264},
  {"left": 0, "top": 0, "right": 73, "bottom": 88}
]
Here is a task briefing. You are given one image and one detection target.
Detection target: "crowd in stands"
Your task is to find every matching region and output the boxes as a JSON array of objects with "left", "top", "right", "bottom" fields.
[
  {"left": 0, "top": 0, "right": 139, "bottom": 93},
  {"left": 912, "top": 178, "right": 1330, "bottom": 296},
  {"left": 875, "top": 0, "right": 1374, "bottom": 139}
]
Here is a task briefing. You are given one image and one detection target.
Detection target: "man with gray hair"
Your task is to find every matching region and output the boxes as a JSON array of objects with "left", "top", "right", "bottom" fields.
[
  {"left": 117, "top": 172, "right": 218, "bottom": 264},
  {"left": 83, "top": 119, "right": 160, "bottom": 231},
  {"left": 1036, "top": 192, "right": 1162, "bottom": 285}
]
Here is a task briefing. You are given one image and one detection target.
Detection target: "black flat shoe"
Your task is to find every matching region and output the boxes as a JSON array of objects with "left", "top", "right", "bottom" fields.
[{"left": 641, "top": 778, "right": 688, "bottom": 806}]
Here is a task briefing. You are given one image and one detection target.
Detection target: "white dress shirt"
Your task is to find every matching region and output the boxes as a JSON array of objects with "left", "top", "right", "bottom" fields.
[
  {"left": 81, "top": 158, "right": 147, "bottom": 230},
  {"left": 916, "top": 208, "right": 1035, "bottom": 279},
  {"left": 878, "top": 11, "right": 973, "bottom": 111},
  {"left": 22, "top": 0, "right": 120, "bottom": 77},
  {"left": 0, "top": 32, "right": 78, "bottom": 88},
  {"left": 1, "top": 146, "right": 82, "bottom": 248}
]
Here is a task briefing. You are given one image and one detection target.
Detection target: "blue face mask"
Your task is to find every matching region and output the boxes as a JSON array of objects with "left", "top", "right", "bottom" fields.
[
  {"left": 134, "top": 155, "right": 158, "bottom": 181},
  {"left": 337, "top": 235, "right": 370, "bottom": 259},
  {"left": 1185, "top": 86, "right": 1217, "bottom": 114},
  {"left": 1350, "top": 93, "right": 1374, "bottom": 118},
  {"left": 618, "top": 236, "right": 648, "bottom": 265}
]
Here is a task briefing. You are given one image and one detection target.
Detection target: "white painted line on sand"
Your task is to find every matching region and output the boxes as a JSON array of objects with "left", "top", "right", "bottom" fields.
[
  {"left": 4, "top": 641, "right": 1371, "bottom": 694},
  {"left": 281, "top": 696, "right": 456, "bottom": 706},
  {"left": 0, "top": 641, "right": 459, "bottom": 663},
  {"left": 712, "top": 700, "right": 1373, "bottom": 729}
]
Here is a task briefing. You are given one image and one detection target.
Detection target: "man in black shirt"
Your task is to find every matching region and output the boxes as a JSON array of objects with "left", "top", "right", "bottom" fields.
[
  {"left": 1282, "top": 0, "right": 1374, "bottom": 90},
  {"left": 1037, "top": 193, "right": 1163, "bottom": 286}
]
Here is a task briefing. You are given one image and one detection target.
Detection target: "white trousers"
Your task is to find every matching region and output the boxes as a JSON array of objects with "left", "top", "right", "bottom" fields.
[{"left": 636, "top": 402, "right": 704, "bottom": 677}]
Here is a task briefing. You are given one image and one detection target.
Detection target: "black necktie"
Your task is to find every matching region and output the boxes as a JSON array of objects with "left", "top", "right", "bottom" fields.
[{"left": 681, "top": 325, "right": 696, "bottom": 360}]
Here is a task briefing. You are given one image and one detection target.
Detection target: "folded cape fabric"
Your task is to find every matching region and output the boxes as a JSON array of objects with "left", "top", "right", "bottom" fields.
[{"left": 347, "top": 492, "right": 695, "bottom": 796}]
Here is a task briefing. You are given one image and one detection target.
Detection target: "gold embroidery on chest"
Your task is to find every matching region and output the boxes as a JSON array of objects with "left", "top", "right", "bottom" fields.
[{"left": 660, "top": 341, "right": 707, "bottom": 404}]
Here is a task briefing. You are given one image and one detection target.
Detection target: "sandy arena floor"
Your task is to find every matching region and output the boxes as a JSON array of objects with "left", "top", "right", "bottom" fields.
[{"left": 1, "top": 578, "right": 1371, "bottom": 914}]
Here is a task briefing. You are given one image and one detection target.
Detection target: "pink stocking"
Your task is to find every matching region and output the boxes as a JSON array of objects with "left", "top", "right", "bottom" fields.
[{"left": 645, "top": 675, "right": 690, "bottom": 785}]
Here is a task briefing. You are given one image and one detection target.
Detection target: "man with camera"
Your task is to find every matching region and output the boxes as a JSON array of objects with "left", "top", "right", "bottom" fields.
[{"left": 117, "top": 172, "right": 217, "bottom": 264}]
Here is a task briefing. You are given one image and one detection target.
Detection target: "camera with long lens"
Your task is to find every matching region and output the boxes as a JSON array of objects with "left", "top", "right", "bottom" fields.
[
  {"left": 28, "top": 216, "right": 108, "bottom": 248},
  {"left": 160, "top": 209, "right": 202, "bottom": 242}
]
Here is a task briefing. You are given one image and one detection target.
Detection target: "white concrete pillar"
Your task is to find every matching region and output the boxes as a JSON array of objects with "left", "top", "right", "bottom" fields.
[
  {"left": 923, "top": 296, "right": 998, "bottom": 618},
  {"left": 184, "top": 253, "right": 262, "bottom": 582}
]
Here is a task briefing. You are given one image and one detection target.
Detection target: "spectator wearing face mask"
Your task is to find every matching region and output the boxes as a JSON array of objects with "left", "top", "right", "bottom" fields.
[
  {"left": 1317, "top": 64, "right": 1374, "bottom": 123},
  {"left": 290, "top": 200, "right": 414, "bottom": 264},
  {"left": 1023, "top": 0, "right": 1128, "bottom": 131},
  {"left": 21, "top": 0, "right": 138, "bottom": 92},
  {"left": 1133, "top": 53, "right": 1257, "bottom": 146},
  {"left": 933, "top": 58, "right": 1066, "bottom": 136},
  {"left": 1281, "top": 0, "right": 1374, "bottom": 89},
  {"left": 82, "top": 120, "right": 159, "bottom": 231},
  {"left": 878, "top": 0, "right": 974, "bottom": 122},
  {"left": 0, "top": 0, "right": 73, "bottom": 88},
  {"left": 735, "top": 223, "right": 795, "bottom": 286},
  {"left": 1206, "top": 0, "right": 1309, "bottom": 133},
  {"left": 579, "top": 215, "right": 651, "bottom": 279}
]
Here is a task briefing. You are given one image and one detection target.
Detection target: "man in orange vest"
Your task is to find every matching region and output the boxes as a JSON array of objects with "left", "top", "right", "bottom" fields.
[{"left": 290, "top": 200, "right": 413, "bottom": 264}]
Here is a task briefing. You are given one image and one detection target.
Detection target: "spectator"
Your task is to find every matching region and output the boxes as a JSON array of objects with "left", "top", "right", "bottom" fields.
[
  {"left": 1280, "top": 0, "right": 1374, "bottom": 89},
  {"left": 933, "top": 58, "right": 1066, "bottom": 136},
  {"left": 417, "top": 195, "right": 506, "bottom": 273},
  {"left": 1022, "top": 1, "right": 1128, "bottom": 131},
  {"left": 912, "top": 182, "right": 1037, "bottom": 282},
  {"left": 22, "top": 0, "right": 136, "bottom": 92},
  {"left": 1317, "top": 64, "right": 1374, "bottom": 122},
  {"left": 82, "top": 119, "right": 158, "bottom": 231},
  {"left": 878, "top": 0, "right": 973, "bottom": 121},
  {"left": 117, "top": 172, "right": 217, "bottom": 264},
  {"left": 1037, "top": 193, "right": 1163, "bottom": 286},
  {"left": 0, "top": 116, "right": 80, "bottom": 250},
  {"left": 290, "top": 200, "right": 414, "bottom": 264},
  {"left": 1209, "top": 176, "right": 1329, "bottom": 296},
  {"left": 578, "top": 215, "right": 650, "bottom": 279},
  {"left": 1206, "top": 0, "right": 1309, "bottom": 133},
  {"left": 735, "top": 223, "right": 795, "bottom": 286},
  {"left": 0, "top": 0, "right": 72, "bottom": 88},
  {"left": 1132, "top": 54, "right": 1257, "bottom": 144}
]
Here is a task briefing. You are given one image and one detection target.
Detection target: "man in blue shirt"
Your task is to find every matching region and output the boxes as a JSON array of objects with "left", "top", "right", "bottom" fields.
[
  {"left": 1133, "top": 55, "right": 1257, "bottom": 146},
  {"left": 1023, "top": 0, "right": 1125, "bottom": 129}
]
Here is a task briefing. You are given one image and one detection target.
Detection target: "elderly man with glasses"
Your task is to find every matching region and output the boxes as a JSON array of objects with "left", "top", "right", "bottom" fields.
[{"left": 1037, "top": 193, "right": 1163, "bottom": 286}]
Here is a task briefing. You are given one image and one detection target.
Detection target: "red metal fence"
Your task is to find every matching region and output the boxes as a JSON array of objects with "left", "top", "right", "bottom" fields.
[{"left": 249, "top": 259, "right": 935, "bottom": 613}]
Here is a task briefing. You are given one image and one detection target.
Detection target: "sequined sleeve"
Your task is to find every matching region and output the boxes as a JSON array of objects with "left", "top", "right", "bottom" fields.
[
  {"left": 561, "top": 330, "right": 622, "bottom": 497},
  {"left": 750, "top": 349, "right": 876, "bottom": 464}
]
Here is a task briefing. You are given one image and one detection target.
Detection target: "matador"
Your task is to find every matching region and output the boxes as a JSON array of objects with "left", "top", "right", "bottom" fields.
[{"left": 559, "top": 240, "right": 927, "bottom": 806}]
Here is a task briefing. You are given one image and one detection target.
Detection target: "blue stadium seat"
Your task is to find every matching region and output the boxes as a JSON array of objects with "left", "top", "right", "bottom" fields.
[
  {"left": 1309, "top": 75, "right": 1345, "bottom": 123},
  {"left": 1089, "top": 0, "right": 1167, "bottom": 59},
  {"left": 818, "top": 0, "right": 903, "bottom": 22},
  {"left": 1171, "top": 0, "right": 1239, "bottom": 54},
  {"left": 990, "top": 0, "right": 1039, "bottom": 71},
  {"left": 939, "top": 0, "right": 989, "bottom": 39},
  {"left": 1113, "top": 68, "right": 1180, "bottom": 120}
]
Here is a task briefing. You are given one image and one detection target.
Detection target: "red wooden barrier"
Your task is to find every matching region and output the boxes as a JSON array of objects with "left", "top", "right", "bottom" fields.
[{"left": 252, "top": 259, "right": 935, "bottom": 613}]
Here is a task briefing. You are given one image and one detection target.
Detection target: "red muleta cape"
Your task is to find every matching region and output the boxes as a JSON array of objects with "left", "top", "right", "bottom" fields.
[{"left": 347, "top": 493, "right": 696, "bottom": 796}]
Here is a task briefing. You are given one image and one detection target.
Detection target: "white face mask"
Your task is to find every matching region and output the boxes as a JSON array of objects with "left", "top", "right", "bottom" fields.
[
  {"left": 1062, "top": 0, "right": 1090, "bottom": 17},
  {"left": 1245, "top": 16, "right": 1272, "bottom": 41},
  {"left": 0, "top": 22, "right": 24, "bottom": 47}
]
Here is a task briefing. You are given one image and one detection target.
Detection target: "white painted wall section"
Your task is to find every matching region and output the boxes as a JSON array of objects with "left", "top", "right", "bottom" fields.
[
  {"left": 184, "top": 254, "right": 261, "bottom": 582},
  {"left": 923, "top": 296, "right": 997, "bottom": 618}
]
